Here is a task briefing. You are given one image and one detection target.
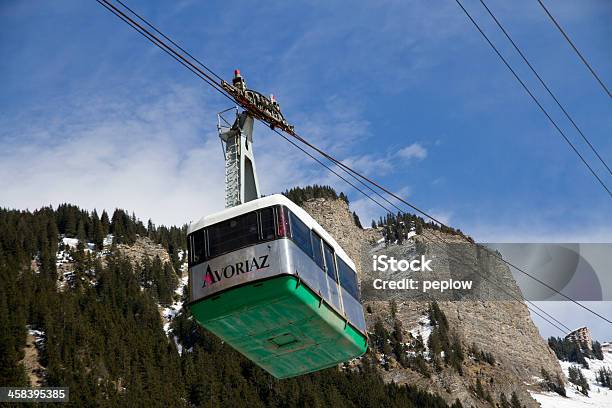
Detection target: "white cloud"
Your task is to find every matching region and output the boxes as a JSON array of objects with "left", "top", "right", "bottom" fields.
[
  {"left": 470, "top": 224, "right": 612, "bottom": 244},
  {"left": 464, "top": 208, "right": 612, "bottom": 243},
  {"left": 0, "top": 85, "right": 226, "bottom": 227},
  {"left": 337, "top": 142, "right": 429, "bottom": 182},
  {"left": 0, "top": 82, "right": 386, "bottom": 227},
  {"left": 427, "top": 208, "right": 453, "bottom": 226},
  {"left": 342, "top": 154, "right": 394, "bottom": 176},
  {"left": 397, "top": 142, "right": 427, "bottom": 160}
]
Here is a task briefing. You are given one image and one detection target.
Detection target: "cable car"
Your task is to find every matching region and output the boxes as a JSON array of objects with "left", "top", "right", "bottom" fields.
[
  {"left": 188, "top": 71, "right": 367, "bottom": 378},
  {"left": 187, "top": 194, "right": 367, "bottom": 378}
]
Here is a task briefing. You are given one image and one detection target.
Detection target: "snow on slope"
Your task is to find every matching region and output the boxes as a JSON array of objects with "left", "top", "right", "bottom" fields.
[
  {"left": 408, "top": 315, "right": 432, "bottom": 350},
  {"left": 531, "top": 345, "right": 612, "bottom": 408},
  {"left": 27, "top": 326, "right": 45, "bottom": 350},
  {"left": 161, "top": 265, "right": 189, "bottom": 354},
  {"left": 102, "top": 234, "right": 113, "bottom": 247},
  {"left": 162, "top": 274, "right": 189, "bottom": 333}
]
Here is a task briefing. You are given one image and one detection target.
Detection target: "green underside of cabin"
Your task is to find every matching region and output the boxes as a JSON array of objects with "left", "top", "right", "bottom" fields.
[{"left": 189, "top": 275, "right": 368, "bottom": 379}]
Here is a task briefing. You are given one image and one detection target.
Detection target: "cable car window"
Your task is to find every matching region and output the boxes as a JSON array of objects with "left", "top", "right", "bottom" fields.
[
  {"left": 310, "top": 231, "right": 325, "bottom": 270},
  {"left": 337, "top": 257, "right": 359, "bottom": 300},
  {"left": 190, "top": 229, "right": 205, "bottom": 266},
  {"left": 289, "top": 211, "right": 312, "bottom": 257},
  {"left": 260, "top": 207, "right": 276, "bottom": 240},
  {"left": 323, "top": 242, "right": 337, "bottom": 281},
  {"left": 276, "top": 206, "right": 290, "bottom": 237},
  {"left": 208, "top": 212, "right": 259, "bottom": 259}
]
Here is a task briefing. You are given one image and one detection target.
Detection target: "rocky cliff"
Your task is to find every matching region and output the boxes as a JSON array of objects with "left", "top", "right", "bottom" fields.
[{"left": 301, "top": 196, "right": 564, "bottom": 408}]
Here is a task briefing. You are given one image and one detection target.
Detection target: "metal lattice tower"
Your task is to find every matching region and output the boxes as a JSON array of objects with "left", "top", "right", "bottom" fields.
[
  {"left": 218, "top": 109, "right": 260, "bottom": 208},
  {"left": 224, "top": 134, "right": 240, "bottom": 207}
]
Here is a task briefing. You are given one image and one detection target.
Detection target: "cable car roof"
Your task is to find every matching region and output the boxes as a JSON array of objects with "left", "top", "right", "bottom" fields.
[{"left": 188, "top": 194, "right": 356, "bottom": 270}]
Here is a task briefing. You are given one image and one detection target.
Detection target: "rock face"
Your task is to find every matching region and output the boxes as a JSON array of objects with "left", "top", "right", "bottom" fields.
[
  {"left": 300, "top": 198, "right": 379, "bottom": 277},
  {"left": 300, "top": 196, "right": 564, "bottom": 408},
  {"left": 20, "top": 330, "right": 45, "bottom": 387},
  {"left": 116, "top": 237, "right": 173, "bottom": 267}
]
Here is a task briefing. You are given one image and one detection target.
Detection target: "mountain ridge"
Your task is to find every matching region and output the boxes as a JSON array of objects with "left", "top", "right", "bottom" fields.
[
  {"left": 301, "top": 195, "right": 563, "bottom": 407},
  {"left": 2, "top": 193, "right": 609, "bottom": 407}
]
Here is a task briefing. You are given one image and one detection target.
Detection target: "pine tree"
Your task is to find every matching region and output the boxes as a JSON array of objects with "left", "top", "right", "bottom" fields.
[
  {"left": 0, "top": 284, "right": 28, "bottom": 386},
  {"left": 499, "top": 393, "right": 510, "bottom": 408},
  {"left": 449, "top": 334, "right": 464, "bottom": 374},
  {"left": 450, "top": 399, "right": 463, "bottom": 408},
  {"left": 548, "top": 336, "right": 589, "bottom": 368},
  {"left": 384, "top": 225, "right": 392, "bottom": 246},
  {"left": 92, "top": 210, "right": 104, "bottom": 250},
  {"left": 112, "top": 210, "right": 126, "bottom": 241},
  {"left": 159, "top": 262, "right": 177, "bottom": 305},
  {"left": 596, "top": 367, "right": 612, "bottom": 389},
  {"left": 396, "top": 224, "right": 404, "bottom": 245},
  {"left": 510, "top": 391, "right": 522, "bottom": 408},
  {"left": 428, "top": 329, "right": 443, "bottom": 370},
  {"left": 64, "top": 210, "right": 77, "bottom": 237},
  {"left": 77, "top": 219, "right": 87, "bottom": 242},
  {"left": 0, "top": 204, "right": 463, "bottom": 408},
  {"left": 100, "top": 210, "right": 110, "bottom": 236},
  {"left": 539, "top": 367, "right": 565, "bottom": 396},
  {"left": 352, "top": 211, "right": 363, "bottom": 229},
  {"left": 554, "top": 373, "right": 566, "bottom": 396},
  {"left": 592, "top": 340, "right": 603, "bottom": 360},
  {"left": 390, "top": 300, "right": 397, "bottom": 319},
  {"left": 474, "top": 377, "right": 485, "bottom": 399},
  {"left": 372, "top": 319, "right": 389, "bottom": 352},
  {"left": 568, "top": 365, "right": 589, "bottom": 396}
]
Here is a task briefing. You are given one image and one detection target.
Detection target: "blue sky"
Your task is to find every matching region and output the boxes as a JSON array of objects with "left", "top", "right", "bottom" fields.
[{"left": 1, "top": 1, "right": 611, "bottom": 339}]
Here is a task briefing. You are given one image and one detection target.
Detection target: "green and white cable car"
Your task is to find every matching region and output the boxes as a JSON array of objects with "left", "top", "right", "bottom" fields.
[{"left": 187, "top": 75, "right": 367, "bottom": 378}]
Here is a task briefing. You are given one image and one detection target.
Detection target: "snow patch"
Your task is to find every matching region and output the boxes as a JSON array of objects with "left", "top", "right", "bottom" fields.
[
  {"left": 56, "top": 249, "right": 73, "bottom": 266},
  {"left": 27, "top": 326, "right": 45, "bottom": 350},
  {"left": 409, "top": 315, "right": 433, "bottom": 350},
  {"left": 176, "top": 274, "right": 188, "bottom": 296},
  {"left": 103, "top": 234, "right": 114, "bottom": 247},
  {"left": 162, "top": 300, "right": 183, "bottom": 333},
  {"left": 61, "top": 237, "right": 79, "bottom": 248},
  {"left": 531, "top": 348, "right": 612, "bottom": 408},
  {"left": 160, "top": 265, "right": 189, "bottom": 354}
]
